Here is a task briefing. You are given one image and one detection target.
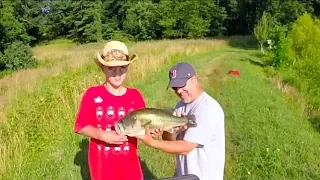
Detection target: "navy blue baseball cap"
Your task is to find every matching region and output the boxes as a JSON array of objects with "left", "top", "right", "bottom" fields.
[{"left": 167, "top": 62, "right": 196, "bottom": 89}]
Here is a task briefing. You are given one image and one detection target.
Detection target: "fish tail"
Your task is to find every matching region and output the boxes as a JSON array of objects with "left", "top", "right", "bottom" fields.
[{"left": 186, "top": 115, "right": 197, "bottom": 127}]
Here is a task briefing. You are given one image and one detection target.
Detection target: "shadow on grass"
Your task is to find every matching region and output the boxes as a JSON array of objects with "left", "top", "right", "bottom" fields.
[
  {"left": 248, "top": 59, "right": 266, "bottom": 67},
  {"left": 309, "top": 116, "right": 320, "bottom": 133},
  {"left": 238, "top": 56, "right": 267, "bottom": 68},
  {"left": 74, "top": 139, "right": 90, "bottom": 180},
  {"left": 215, "top": 35, "right": 271, "bottom": 68},
  {"left": 141, "top": 160, "right": 157, "bottom": 180},
  {"left": 155, "top": 174, "right": 200, "bottom": 180},
  {"left": 73, "top": 139, "right": 157, "bottom": 180},
  {"left": 216, "top": 35, "right": 259, "bottom": 50}
]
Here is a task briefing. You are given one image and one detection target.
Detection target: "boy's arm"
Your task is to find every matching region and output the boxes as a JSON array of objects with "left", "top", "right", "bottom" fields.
[
  {"left": 78, "top": 125, "right": 128, "bottom": 145},
  {"left": 77, "top": 125, "right": 104, "bottom": 141}
]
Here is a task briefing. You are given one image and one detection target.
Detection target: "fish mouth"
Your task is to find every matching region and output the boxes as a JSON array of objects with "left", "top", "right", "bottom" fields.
[
  {"left": 127, "top": 130, "right": 145, "bottom": 137},
  {"left": 186, "top": 115, "right": 197, "bottom": 127},
  {"left": 115, "top": 122, "right": 125, "bottom": 135}
]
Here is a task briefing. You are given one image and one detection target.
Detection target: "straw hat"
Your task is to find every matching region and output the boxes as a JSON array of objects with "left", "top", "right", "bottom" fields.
[{"left": 95, "top": 41, "right": 138, "bottom": 67}]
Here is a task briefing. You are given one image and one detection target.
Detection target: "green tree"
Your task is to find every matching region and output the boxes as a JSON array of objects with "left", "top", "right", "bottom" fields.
[
  {"left": 0, "top": 1, "right": 30, "bottom": 52},
  {"left": 101, "top": 0, "right": 126, "bottom": 39},
  {"left": 123, "top": 1, "right": 159, "bottom": 40},
  {"left": 268, "top": 1, "right": 308, "bottom": 27},
  {"left": 254, "top": 12, "right": 270, "bottom": 54},
  {"left": 70, "top": 0, "right": 103, "bottom": 43},
  {"left": 289, "top": 13, "right": 320, "bottom": 74},
  {"left": 157, "top": 0, "right": 181, "bottom": 39},
  {"left": 13, "top": 0, "right": 46, "bottom": 45},
  {"left": 44, "top": 0, "right": 74, "bottom": 39},
  {"left": 158, "top": 0, "right": 226, "bottom": 39}
]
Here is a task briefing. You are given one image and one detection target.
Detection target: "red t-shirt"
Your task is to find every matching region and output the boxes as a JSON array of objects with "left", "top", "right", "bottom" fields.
[{"left": 74, "top": 85, "right": 146, "bottom": 180}]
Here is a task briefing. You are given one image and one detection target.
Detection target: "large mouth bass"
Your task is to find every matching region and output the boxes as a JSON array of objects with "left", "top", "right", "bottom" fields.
[{"left": 115, "top": 108, "right": 197, "bottom": 137}]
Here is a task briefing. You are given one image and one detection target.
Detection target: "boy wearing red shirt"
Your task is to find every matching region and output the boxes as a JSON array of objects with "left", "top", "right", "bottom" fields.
[{"left": 74, "top": 41, "right": 146, "bottom": 180}]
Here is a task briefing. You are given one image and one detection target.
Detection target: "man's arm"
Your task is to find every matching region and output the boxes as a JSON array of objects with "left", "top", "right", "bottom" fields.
[
  {"left": 138, "top": 128, "right": 197, "bottom": 155},
  {"left": 149, "top": 139, "right": 198, "bottom": 155}
]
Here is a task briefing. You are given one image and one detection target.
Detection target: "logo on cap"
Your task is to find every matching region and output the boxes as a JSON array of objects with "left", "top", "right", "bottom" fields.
[{"left": 171, "top": 70, "right": 177, "bottom": 78}]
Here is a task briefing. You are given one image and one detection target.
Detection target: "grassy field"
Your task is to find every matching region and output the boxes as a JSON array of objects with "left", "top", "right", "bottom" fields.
[
  {"left": 0, "top": 37, "right": 320, "bottom": 179},
  {"left": 208, "top": 51, "right": 320, "bottom": 179}
]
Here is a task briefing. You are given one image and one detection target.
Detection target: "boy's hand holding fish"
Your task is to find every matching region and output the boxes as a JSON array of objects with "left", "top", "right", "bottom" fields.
[{"left": 101, "top": 130, "right": 128, "bottom": 145}]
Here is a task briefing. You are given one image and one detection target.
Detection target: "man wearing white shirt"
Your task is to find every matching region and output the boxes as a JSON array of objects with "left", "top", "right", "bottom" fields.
[{"left": 137, "top": 62, "right": 225, "bottom": 180}]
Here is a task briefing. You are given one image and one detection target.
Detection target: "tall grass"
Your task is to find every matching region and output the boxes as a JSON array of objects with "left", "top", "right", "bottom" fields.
[
  {"left": 0, "top": 38, "right": 228, "bottom": 122},
  {"left": 0, "top": 38, "right": 230, "bottom": 179}
]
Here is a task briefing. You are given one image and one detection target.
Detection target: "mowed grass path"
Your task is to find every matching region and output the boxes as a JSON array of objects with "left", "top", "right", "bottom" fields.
[
  {"left": 208, "top": 50, "right": 320, "bottom": 179},
  {"left": 1, "top": 40, "right": 320, "bottom": 179},
  {"left": 140, "top": 48, "right": 320, "bottom": 179}
]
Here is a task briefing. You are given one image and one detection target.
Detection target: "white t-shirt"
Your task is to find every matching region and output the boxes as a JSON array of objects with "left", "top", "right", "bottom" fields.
[{"left": 174, "top": 91, "right": 225, "bottom": 180}]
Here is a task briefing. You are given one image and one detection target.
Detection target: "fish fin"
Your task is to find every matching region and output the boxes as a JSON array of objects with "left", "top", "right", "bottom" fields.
[
  {"left": 128, "top": 129, "right": 146, "bottom": 137},
  {"left": 142, "top": 121, "right": 152, "bottom": 128},
  {"left": 186, "top": 115, "right": 197, "bottom": 127},
  {"left": 162, "top": 107, "right": 175, "bottom": 115},
  {"left": 137, "top": 130, "right": 146, "bottom": 136}
]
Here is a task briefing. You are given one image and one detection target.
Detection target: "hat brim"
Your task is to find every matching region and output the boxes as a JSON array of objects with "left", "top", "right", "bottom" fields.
[
  {"left": 167, "top": 78, "right": 189, "bottom": 89},
  {"left": 95, "top": 52, "right": 138, "bottom": 67}
]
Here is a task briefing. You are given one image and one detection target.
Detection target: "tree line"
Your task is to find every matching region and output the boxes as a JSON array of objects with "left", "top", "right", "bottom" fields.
[{"left": 0, "top": 0, "right": 319, "bottom": 71}]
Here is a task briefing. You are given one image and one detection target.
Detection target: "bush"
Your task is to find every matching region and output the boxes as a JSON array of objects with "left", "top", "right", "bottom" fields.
[
  {"left": 269, "top": 13, "right": 320, "bottom": 108},
  {"left": 289, "top": 13, "right": 320, "bottom": 105},
  {"left": 1, "top": 41, "right": 37, "bottom": 70},
  {"left": 288, "top": 13, "right": 320, "bottom": 78},
  {"left": 269, "top": 30, "right": 293, "bottom": 69}
]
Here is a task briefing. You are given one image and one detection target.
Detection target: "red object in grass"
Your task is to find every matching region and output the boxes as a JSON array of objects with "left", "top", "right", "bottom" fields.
[{"left": 228, "top": 70, "right": 240, "bottom": 76}]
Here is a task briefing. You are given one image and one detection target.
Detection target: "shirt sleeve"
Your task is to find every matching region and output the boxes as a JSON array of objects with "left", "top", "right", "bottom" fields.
[
  {"left": 74, "top": 87, "right": 95, "bottom": 133},
  {"left": 183, "top": 107, "right": 219, "bottom": 146},
  {"left": 133, "top": 89, "right": 147, "bottom": 109}
]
